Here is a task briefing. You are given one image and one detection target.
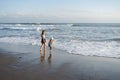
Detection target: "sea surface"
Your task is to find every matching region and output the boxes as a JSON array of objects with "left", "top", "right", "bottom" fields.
[{"left": 0, "top": 23, "right": 120, "bottom": 58}]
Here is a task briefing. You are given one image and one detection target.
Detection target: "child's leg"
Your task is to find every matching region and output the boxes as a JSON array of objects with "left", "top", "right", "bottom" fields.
[{"left": 50, "top": 46, "right": 52, "bottom": 54}]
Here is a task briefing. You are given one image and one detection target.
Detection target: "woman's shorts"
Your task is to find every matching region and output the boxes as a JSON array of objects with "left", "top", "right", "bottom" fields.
[{"left": 41, "top": 38, "right": 46, "bottom": 44}]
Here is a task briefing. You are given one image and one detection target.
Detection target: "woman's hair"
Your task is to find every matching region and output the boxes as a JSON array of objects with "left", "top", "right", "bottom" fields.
[{"left": 41, "top": 30, "right": 46, "bottom": 35}]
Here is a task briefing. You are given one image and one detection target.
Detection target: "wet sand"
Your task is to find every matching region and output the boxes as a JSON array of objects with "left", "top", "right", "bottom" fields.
[{"left": 1, "top": 43, "right": 120, "bottom": 80}]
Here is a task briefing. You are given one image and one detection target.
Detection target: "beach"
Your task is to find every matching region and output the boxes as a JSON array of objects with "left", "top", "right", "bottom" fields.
[
  {"left": 0, "top": 42, "right": 120, "bottom": 80},
  {"left": 0, "top": 0, "right": 120, "bottom": 79}
]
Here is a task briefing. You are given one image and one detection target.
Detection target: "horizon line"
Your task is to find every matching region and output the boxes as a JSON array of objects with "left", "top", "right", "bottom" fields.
[{"left": 0, "top": 22, "right": 120, "bottom": 24}]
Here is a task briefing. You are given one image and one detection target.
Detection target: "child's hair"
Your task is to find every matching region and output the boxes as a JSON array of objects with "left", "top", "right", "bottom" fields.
[{"left": 49, "top": 38, "right": 52, "bottom": 42}]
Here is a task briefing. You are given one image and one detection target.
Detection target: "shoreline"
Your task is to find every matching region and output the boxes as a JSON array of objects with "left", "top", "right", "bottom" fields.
[
  {"left": 1, "top": 42, "right": 120, "bottom": 80},
  {"left": 0, "top": 42, "right": 120, "bottom": 60}
]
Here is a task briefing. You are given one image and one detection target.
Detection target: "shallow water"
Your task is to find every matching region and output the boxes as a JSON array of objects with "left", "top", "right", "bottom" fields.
[{"left": 0, "top": 23, "right": 120, "bottom": 58}]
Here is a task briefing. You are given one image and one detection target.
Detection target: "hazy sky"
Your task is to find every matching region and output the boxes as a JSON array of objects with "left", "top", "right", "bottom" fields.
[{"left": 0, "top": 0, "right": 120, "bottom": 23}]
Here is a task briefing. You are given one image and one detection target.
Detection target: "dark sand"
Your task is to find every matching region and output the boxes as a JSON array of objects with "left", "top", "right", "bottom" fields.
[{"left": 1, "top": 43, "right": 120, "bottom": 80}]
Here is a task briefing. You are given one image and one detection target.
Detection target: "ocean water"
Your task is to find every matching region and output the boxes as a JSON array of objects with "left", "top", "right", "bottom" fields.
[{"left": 0, "top": 23, "right": 120, "bottom": 58}]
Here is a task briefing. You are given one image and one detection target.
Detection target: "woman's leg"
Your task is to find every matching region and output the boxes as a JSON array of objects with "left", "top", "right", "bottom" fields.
[
  {"left": 40, "top": 44, "right": 43, "bottom": 51},
  {"left": 43, "top": 43, "right": 46, "bottom": 60},
  {"left": 44, "top": 43, "right": 46, "bottom": 53}
]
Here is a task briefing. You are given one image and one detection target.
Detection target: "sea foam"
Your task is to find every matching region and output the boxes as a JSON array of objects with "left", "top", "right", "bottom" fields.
[{"left": 54, "top": 39, "right": 120, "bottom": 58}]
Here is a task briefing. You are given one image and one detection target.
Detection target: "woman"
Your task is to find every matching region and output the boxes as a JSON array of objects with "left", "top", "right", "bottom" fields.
[{"left": 40, "top": 30, "right": 46, "bottom": 52}]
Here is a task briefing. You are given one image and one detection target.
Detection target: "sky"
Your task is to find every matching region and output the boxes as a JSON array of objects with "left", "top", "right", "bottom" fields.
[{"left": 0, "top": 0, "right": 120, "bottom": 23}]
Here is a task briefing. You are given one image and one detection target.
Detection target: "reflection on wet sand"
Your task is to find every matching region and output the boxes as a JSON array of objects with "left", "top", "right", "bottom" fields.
[
  {"left": 48, "top": 53, "right": 52, "bottom": 64},
  {"left": 40, "top": 49, "right": 46, "bottom": 63},
  {"left": 40, "top": 49, "right": 52, "bottom": 64}
]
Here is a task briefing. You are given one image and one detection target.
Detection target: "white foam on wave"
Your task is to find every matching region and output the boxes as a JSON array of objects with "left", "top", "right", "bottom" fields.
[
  {"left": 0, "top": 26, "right": 39, "bottom": 31},
  {"left": 39, "top": 25, "right": 56, "bottom": 30},
  {"left": 0, "top": 24, "right": 58, "bottom": 31},
  {"left": 15, "top": 24, "right": 27, "bottom": 27},
  {"left": 2, "top": 25, "right": 57, "bottom": 31},
  {"left": 0, "top": 37, "right": 40, "bottom": 46},
  {"left": 54, "top": 40, "right": 120, "bottom": 58},
  {"left": 10, "top": 27, "right": 30, "bottom": 30},
  {"left": 36, "top": 27, "right": 41, "bottom": 32}
]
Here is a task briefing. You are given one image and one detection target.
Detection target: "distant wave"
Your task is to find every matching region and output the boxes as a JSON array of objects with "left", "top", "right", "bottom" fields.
[
  {"left": 105, "top": 38, "right": 120, "bottom": 42},
  {"left": 0, "top": 35, "right": 26, "bottom": 38},
  {"left": 0, "top": 23, "right": 74, "bottom": 27},
  {"left": 72, "top": 23, "right": 120, "bottom": 27},
  {"left": 0, "top": 27, "right": 60, "bottom": 32},
  {"left": 0, "top": 27, "right": 36, "bottom": 31},
  {"left": 88, "top": 38, "right": 120, "bottom": 42}
]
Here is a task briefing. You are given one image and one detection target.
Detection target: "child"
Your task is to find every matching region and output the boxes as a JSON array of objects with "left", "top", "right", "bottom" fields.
[{"left": 48, "top": 37, "right": 54, "bottom": 54}]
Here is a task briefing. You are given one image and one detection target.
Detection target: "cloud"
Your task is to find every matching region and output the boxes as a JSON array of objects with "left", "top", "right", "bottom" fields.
[{"left": 0, "top": 9, "right": 120, "bottom": 23}]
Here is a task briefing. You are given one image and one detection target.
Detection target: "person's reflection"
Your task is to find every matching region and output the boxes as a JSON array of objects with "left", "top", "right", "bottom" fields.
[
  {"left": 48, "top": 53, "right": 52, "bottom": 64},
  {"left": 40, "top": 49, "right": 46, "bottom": 63}
]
